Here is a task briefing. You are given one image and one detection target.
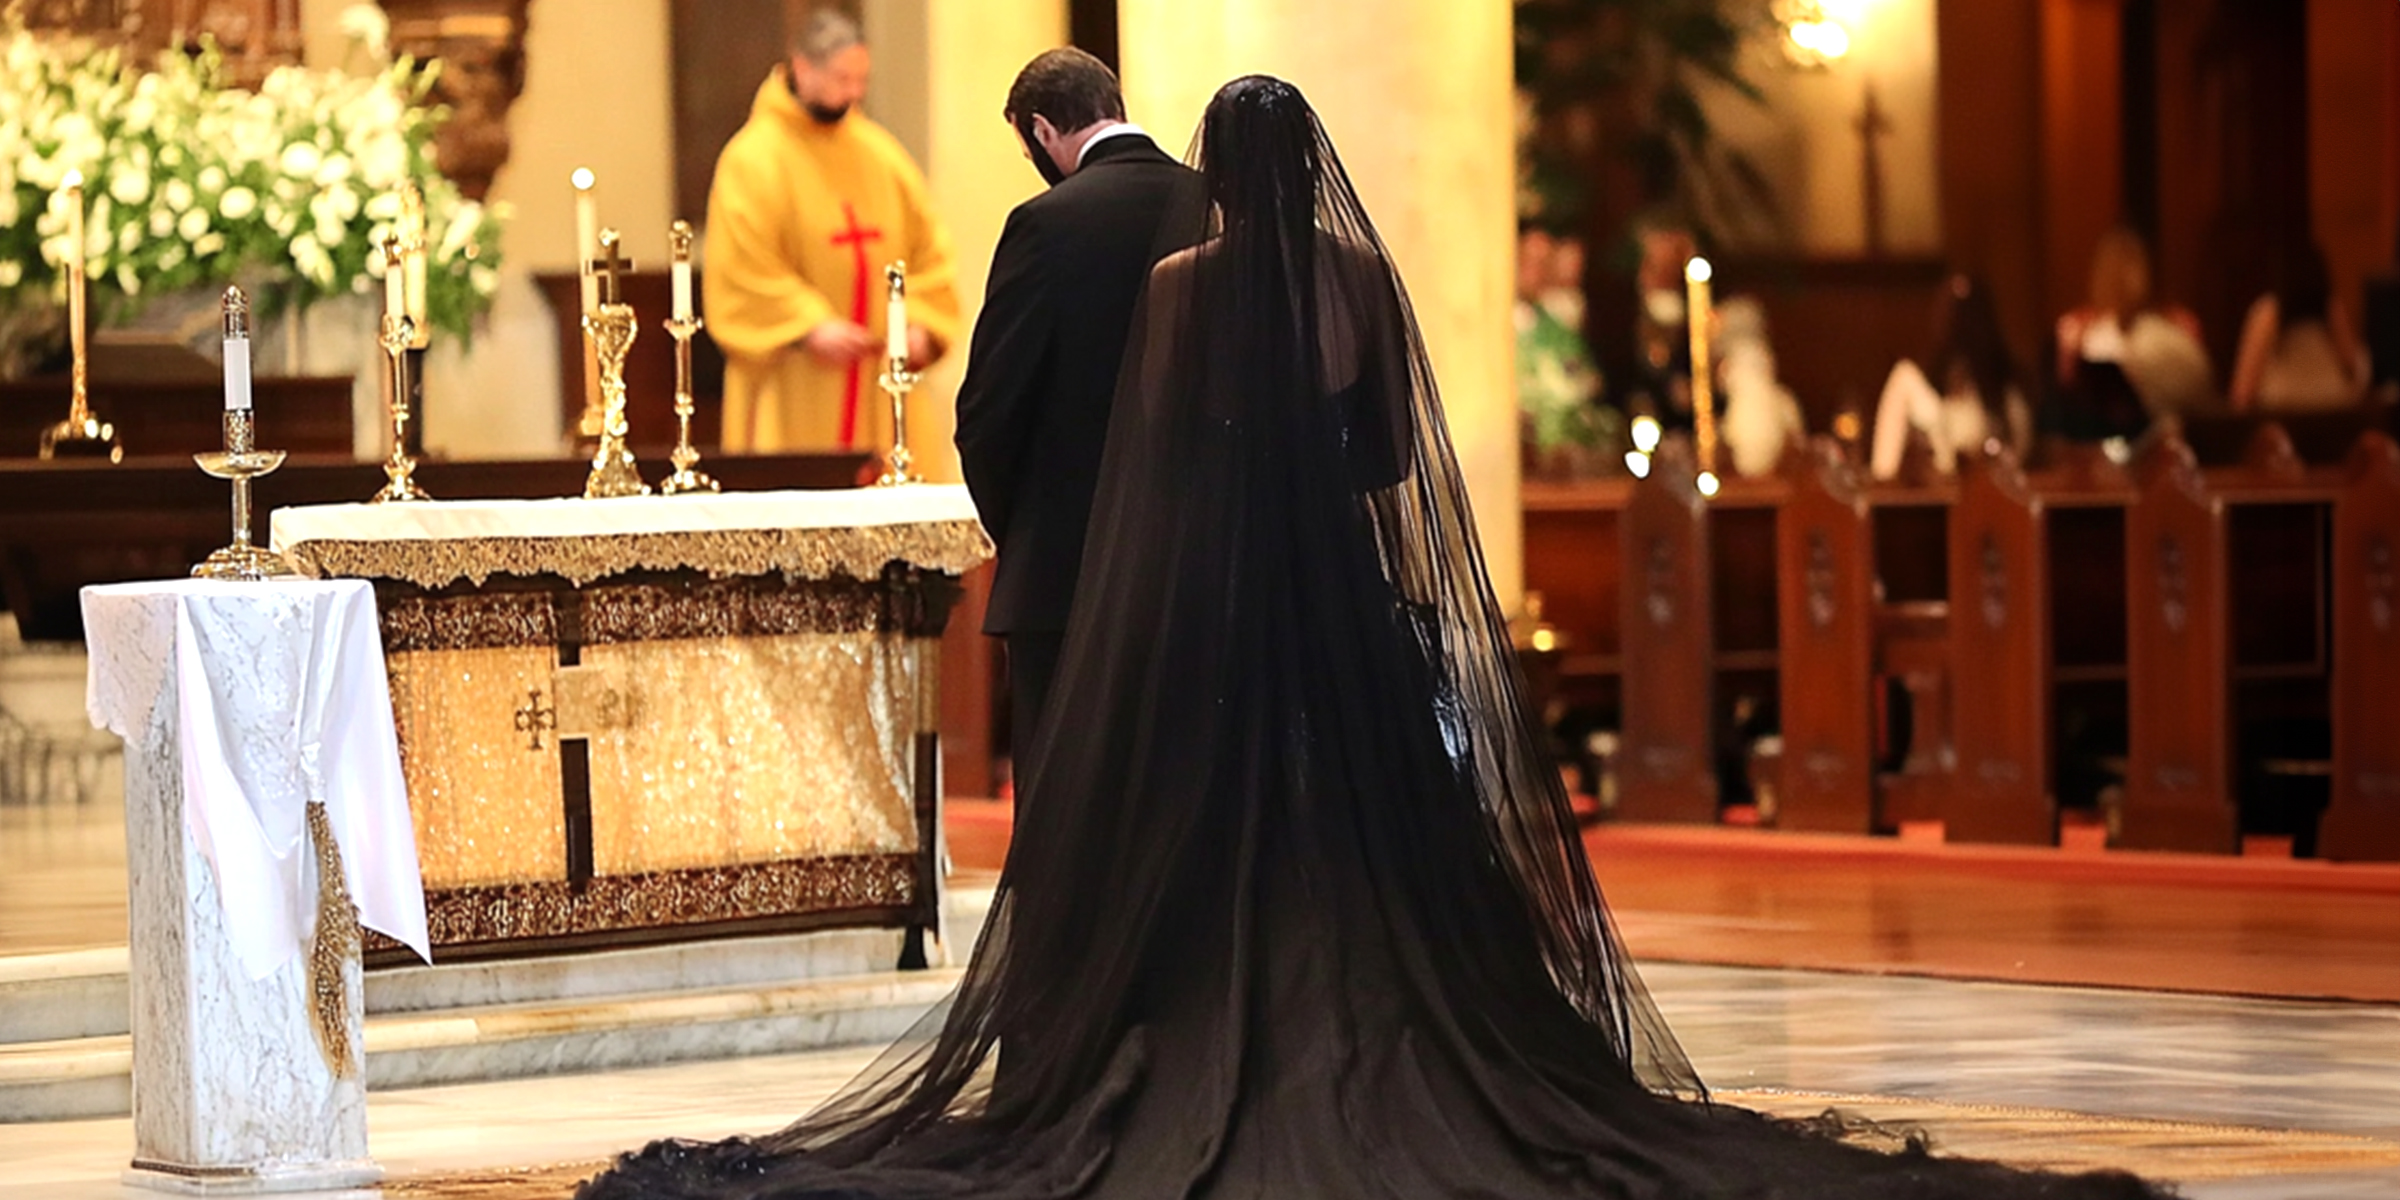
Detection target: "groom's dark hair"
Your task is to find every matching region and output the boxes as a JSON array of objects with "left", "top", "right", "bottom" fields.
[{"left": 1005, "top": 48, "right": 1126, "bottom": 131}]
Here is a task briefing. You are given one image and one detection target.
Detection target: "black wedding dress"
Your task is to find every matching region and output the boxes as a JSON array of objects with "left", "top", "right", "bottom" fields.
[{"left": 580, "top": 78, "right": 2169, "bottom": 1200}]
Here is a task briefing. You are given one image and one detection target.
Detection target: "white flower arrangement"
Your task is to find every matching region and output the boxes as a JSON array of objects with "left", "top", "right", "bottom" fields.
[{"left": 0, "top": 6, "right": 507, "bottom": 345}]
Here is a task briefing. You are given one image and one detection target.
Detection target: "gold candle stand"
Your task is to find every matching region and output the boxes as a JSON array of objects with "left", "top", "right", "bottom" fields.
[
  {"left": 1685, "top": 255, "right": 1719, "bottom": 495},
  {"left": 660, "top": 220, "right": 717, "bottom": 495},
  {"left": 371, "top": 311, "right": 430, "bottom": 503},
  {"left": 40, "top": 171, "right": 122, "bottom": 463},
  {"left": 193, "top": 288, "right": 292, "bottom": 581},
  {"left": 583, "top": 229, "right": 650, "bottom": 498},
  {"left": 876, "top": 264, "right": 921, "bottom": 487},
  {"left": 660, "top": 314, "right": 718, "bottom": 495}
]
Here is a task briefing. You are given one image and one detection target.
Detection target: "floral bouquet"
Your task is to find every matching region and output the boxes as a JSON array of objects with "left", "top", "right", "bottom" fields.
[{"left": 0, "top": 5, "right": 506, "bottom": 370}]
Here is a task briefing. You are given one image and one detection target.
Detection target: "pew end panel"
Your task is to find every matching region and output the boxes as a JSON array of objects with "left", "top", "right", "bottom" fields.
[
  {"left": 2324, "top": 433, "right": 2400, "bottom": 861},
  {"left": 1616, "top": 440, "right": 1720, "bottom": 823},
  {"left": 1945, "top": 454, "right": 2060, "bottom": 844},
  {"left": 1775, "top": 443, "right": 1879, "bottom": 833},
  {"left": 2122, "top": 434, "right": 2239, "bottom": 853}
]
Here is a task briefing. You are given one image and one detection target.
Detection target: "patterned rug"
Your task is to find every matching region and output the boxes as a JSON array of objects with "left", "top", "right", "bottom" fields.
[{"left": 380, "top": 1091, "right": 2400, "bottom": 1197}]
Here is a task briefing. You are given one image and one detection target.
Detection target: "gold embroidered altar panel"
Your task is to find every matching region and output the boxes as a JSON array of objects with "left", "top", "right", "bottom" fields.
[
  {"left": 378, "top": 579, "right": 921, "bottom": 896},
  {"left": 582, "top": 633, "right": 919, "bottom": 875}
]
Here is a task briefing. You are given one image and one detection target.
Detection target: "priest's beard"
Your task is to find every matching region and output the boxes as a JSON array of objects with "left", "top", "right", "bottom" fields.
[
  {"left": 1016, "top": 119, "right": 1068, "bottom": 187},
  {"left": 806, "top": 101, "right": 852, "bottom": 125}
]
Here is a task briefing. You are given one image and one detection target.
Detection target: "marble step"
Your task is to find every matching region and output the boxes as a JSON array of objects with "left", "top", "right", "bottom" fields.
[
  {"left": 0, "top": 878, "right": 997, "bottom": 1044},
  {"left": 0, "top": 879, "right": 996, "bottom": 1122},
  {"left": 0, "top": 964, "right": 966, "bottom": 1123},
  {"left": 0, "top": 949, "right": 128, "bottom": 1044}
]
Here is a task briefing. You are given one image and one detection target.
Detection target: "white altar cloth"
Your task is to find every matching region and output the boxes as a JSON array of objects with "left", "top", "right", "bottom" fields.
[
  {"left": 82, "top": 579, "right": 431, "bottom": 978},
  {"left": 272, "top": 482, "right": 981, "bottom": 542},
  {"left": 270, "top": 485, "right": 990, "bottom": 588}
]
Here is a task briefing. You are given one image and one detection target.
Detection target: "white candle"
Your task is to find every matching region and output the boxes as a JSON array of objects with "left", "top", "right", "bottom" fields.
[
  {"left": 670, "top": 219, "right": 694, "bottom": 322},
  {"left": 573, "top": 167, "right": 598, "bottom": 316},
  {"left": 402, "top": 183, "right": 428, "bottom": 336},
  {"left": 384, "top": 238, "right": 407, "bottom": 320},
  {"left": 223, "top": 332, "right": 252, "bottom": 412},
  {"left": 885, "top": 267, "right": 908, "bottom": 362}
]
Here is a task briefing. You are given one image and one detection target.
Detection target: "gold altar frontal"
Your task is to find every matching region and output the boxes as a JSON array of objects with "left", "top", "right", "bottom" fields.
[{"left": 271, "top": 487, "right": 991, "bottom": 964}]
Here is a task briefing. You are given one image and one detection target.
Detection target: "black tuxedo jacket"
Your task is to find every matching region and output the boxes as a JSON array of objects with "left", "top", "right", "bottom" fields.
[{"left": 955, "top": 134, "right": 1206, "bottom": 634}]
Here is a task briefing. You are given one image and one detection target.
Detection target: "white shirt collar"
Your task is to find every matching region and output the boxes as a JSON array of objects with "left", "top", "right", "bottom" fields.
[{"left": 1075, "top": 122, "right": 1148, "bottom": 168}]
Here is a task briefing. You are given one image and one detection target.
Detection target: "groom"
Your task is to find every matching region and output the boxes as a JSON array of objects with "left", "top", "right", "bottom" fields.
[{"left": 955, "top": 48, "right": 1204, "bottom": 790}]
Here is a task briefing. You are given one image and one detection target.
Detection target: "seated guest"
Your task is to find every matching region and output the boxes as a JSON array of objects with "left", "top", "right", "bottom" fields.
[
  {"left": 2053, "top": 227, "right": 2213, "bottom": 426},
  {"left": 1516, "top": 226, "right": 1604, "bottom": 448},
  {"left": 2230, "top": 241, "right": 2368, "bottom": 411},
  {"left": 1716, "top": 297, "right": 1804, "bottom": 477},
  {"left": 1870, "top": 274, "right": 2031, "bottom": 480}
]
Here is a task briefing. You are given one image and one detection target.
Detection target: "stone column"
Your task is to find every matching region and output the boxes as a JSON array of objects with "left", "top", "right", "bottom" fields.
[{"left": 1117, "top": 1, "right": 1524, "bottom": 605}]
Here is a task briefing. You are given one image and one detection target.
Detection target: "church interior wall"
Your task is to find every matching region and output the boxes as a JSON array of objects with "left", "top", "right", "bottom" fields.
[{"left": 1699, "top": 0, "right": 1942, "bottom": 259}]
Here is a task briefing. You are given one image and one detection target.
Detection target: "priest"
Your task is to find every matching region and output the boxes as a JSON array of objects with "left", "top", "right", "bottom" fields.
[{"left": 703, "top": 10, "right": 962, "bottom": 452}]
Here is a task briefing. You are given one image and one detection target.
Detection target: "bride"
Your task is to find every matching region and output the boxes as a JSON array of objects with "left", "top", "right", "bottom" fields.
[{"left": 579, "top": 76, "right": 2164, "bottom": 1200}]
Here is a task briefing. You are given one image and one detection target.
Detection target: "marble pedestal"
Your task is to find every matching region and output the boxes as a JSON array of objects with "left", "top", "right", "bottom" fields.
[
  {"left": 81, "top": 579, "right": 425, "bottom": 1196},
  {"left": 117, "top": 705, "right": 379, "bottom": 1195}
]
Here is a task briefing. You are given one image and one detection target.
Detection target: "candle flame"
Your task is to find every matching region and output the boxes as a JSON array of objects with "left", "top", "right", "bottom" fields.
[
  {"left": 1631, "top": 414, "right": 1663, "bottom": 453},
  {"left": 61, "top": 169, "right": 83, "bottom": 190},
  {"left": 572, "top": 167, "right": 595, "bottom": 191},
  {"left": 1685, "top": 257, "right": 1713, "bottom": 284},
  {"left": 1697, "top": 471, "right": 1722, "bottom": 498}
]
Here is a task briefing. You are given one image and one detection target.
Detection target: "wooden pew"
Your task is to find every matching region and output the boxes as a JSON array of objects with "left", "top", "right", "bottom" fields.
[
  {"left": 1615, "top": 439, "right": 1717, "bottom": 821},
  {"left": 1943, "top": 451, "right": 2058, "bottom": 844},
  {"left": 1774, "top": 441, "right": 1877, "bottom": 831},
  {"left": 2120, "top": 433, "right": 2238, "bottom": 852},
  {"left": 2322, "top": 432, "right": 2400, "bottom": 860}
]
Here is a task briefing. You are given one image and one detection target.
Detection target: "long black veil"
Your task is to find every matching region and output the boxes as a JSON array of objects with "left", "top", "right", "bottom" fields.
[{"left": 580, "top": 77, "right": 2165, "bottom": 1200}]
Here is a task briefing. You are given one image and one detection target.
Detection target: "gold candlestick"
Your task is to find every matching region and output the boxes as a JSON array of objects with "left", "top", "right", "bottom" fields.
[
  {"left": 193, "top": 287, "right": 292, "bottom": 581},
  {"left": 39, "top": 170, "right": 122, "bottom": 463},
  {"left": 583, "top": 229, "right": 650, "bottom": 498},
  {"left": 660, "top": 220, "right": 716, "bottom": 495},
  {"left": 371, "top": 310, "right": 429, "bottom": 502},
  {"left": 1685, "top": 255, "right": 1719, "bottom": 497},
  {"left": 369, "top": 237, "right": 429, "bottom": 502},
  {"left": 876, "top": 263, "right": 921, "bottom": 487}
]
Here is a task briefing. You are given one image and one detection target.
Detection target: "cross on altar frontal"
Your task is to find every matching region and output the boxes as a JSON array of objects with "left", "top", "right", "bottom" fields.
[{"left": 588, "top": 230, "right": 636, "bottom": 306}]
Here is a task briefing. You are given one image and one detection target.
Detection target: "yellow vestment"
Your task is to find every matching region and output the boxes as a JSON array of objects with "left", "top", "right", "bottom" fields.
[{"left": 704, "top": 68, "right": 961, "bottom": 452}]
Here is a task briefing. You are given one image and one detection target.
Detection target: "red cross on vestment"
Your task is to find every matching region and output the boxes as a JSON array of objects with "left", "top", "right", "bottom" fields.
[{"left": 830, "top": 202, "right": 884, "bottom": 448}]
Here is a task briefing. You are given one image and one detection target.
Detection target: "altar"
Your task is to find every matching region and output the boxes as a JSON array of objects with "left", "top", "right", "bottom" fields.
[{"left": 270, "top": 486, "right": 990, "bottom": 966}]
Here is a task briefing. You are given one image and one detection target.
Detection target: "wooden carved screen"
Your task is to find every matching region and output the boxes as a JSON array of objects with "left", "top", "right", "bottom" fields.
[{"left": 14, "top": 0, "right": 301, "bottom": 84}]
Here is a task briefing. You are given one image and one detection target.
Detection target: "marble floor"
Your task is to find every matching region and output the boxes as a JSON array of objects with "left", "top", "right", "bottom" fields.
[{"left": 1, "top": 961, "right": 2395, "bottom": 1198}]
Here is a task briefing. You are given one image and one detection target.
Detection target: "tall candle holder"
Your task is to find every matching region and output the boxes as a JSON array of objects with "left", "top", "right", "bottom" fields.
[
  {"left": 1685, "top": 255, "right": 1720, "bottom": 498},
  {"left": 660, "top": 220, "right": 718, "bottom": 495},
  {"left": 583, "top": 229, "right": 650, "bottom": 498},
  {"left": 876, "top": 262, "right": 921, "bottom": 487},
  {"left": 370, "top": 310, "right": 429, "bottom": 502},
  {"left": 193, "top": 287, "right": 292, "bottom": 581},
  {"left": 39, "top": 170, "right": 122, "bottom": 463}
]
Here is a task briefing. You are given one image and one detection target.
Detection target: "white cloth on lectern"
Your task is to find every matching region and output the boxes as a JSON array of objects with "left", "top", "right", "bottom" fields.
[{"left": 82, "top": 578, "right": 430, "bottom": 978}]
